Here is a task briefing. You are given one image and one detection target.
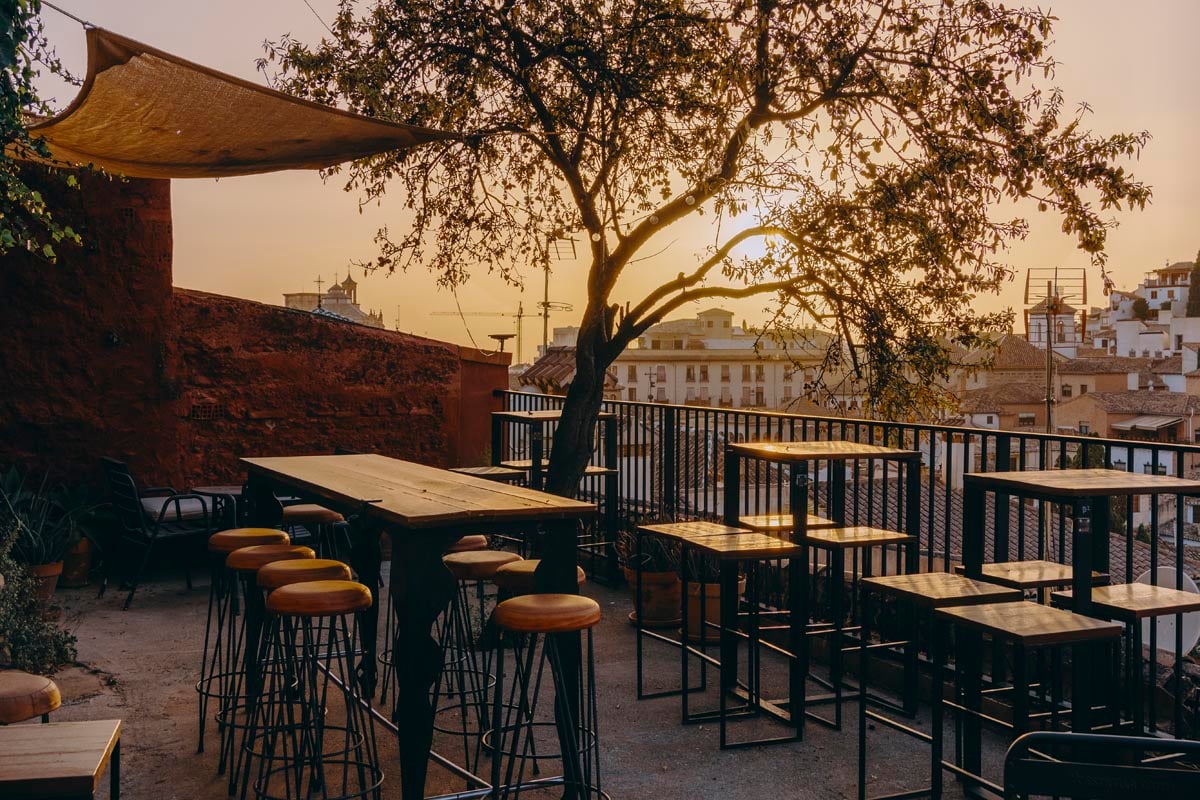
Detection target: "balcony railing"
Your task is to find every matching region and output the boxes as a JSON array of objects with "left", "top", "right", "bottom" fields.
[{"left": 498, "top": 390, "right": 1200, "bottom": 585}]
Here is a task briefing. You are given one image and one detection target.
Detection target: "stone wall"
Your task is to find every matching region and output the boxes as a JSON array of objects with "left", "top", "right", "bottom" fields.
[{"left": 0, "top": 169, "right": 507, "bottom": 488}]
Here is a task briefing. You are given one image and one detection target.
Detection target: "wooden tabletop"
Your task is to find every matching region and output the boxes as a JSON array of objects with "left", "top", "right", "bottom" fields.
[
  {"left": 1052, "top": 582, "right": 1200, "bottom": 620},
  {"left": 638, "top": 520, "right": 748, "bottom": 540},
  {"left": 956, "top": 560, "right": 1109, "bottom": 590},
  {"left": 688, "top": 531, "right": 804, "bottom": 560},
  {"left": 243, "top": 454, "right": 595, "bottom": 529},
  {"left": 864, "top": 572, "right": 1022, "bottom": 608},
  {"left": 963, "top": 468, "right": 1200, "bottom": 498},
  {"left": 806, "top": 526, "right": 916, "bottom": 550},
  {"left": 0, "top": 718, "right": 121, "bottom": 797},
  {"left": 738, "top": 513, "right": 838, "bottom": 531},
  {"left": 191, "top": 484, "right": 243, "bottom": 495},
  {"left": 730, "top": 440, "right": 919, "bottom": 463},
  {"left": 500, "top": 459, "right": 617, "bottom": 476},
  {"left": 492, "top": 409, "right": 615, "bottom": 423},
  {"left": 935, "top": 600, "right": 1122, "bottom": 646}
]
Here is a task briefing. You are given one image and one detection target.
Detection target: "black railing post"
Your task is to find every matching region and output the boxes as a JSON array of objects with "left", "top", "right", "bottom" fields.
[
  {"left": 994, "top": 433, "right": 1012, "bottom": 562},
  {"left": 662, "top": 405, "right": 677, "bottom": 518}
]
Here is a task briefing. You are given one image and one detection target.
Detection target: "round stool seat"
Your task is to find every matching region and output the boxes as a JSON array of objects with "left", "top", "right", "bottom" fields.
[
  {"left": 208, "top": 528, "right": 289, "bottom": 554},
  {"left": 492, "top": 559, "right": 587, "bottom": 595},
  {"left": 282, "top": 503, "right": 344, "bottom": 525},
  {"left": 258, "top": 558, "right": 352, "bottom": 590},
  {"left": 226, "top": 544, "right": 314, "bottom": 573},
  {"left": 0, "top": 670, "right": 61, "bottom": 724},
  {"left": 443, "top": 550, "right": 521, "bottom": 581},
  {"left": 446, "top": 534, "right": 490, "bottom": 553},
  {"left": 494, "top": 594, "right": 601, "bottom": 634},
  {"left": 267, "top": 580, "right": 373, "bottom": 617}
]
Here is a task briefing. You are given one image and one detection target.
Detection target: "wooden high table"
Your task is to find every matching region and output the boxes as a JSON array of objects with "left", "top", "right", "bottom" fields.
[
  {"left": 242, "top": 454, "right": 596, "bottom": 800},
  {"left": 0, "top": 719, "right": 121, "bottom": 799},
  {"left": 724, "top": 440, "right": 922, "bottom": 731},
  {"left": 960, "top": 468, "right": 1200, "bottom": 782}
]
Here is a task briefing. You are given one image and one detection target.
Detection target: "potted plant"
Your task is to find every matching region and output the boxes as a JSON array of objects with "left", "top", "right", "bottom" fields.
[
  {"left": 680, "top": 548, "right": 747, "bottom": 644},
  {"left": 1, "top": 468, "right": 85, "bottom": 601},
  {"left": 617, "top": 527, "right": 681, "bottom": 628},
  {"left": 0, "top": 520, "right": 77, "bottom": 670}
]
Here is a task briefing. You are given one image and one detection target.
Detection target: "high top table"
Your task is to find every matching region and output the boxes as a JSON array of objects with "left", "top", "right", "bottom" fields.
[
  {"left": 243, "top": 454, "right": 596, "bottom": 800},
  {"left": 724, "top": 439, "right": 923, "bottom": 732}
]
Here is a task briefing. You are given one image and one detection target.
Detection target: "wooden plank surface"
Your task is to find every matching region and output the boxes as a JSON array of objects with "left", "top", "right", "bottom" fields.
[
  {"left": 738, "top": 513, "right": 838, "bottom": 531},
  {"left": 955, "top": 560, "right": 1109, "bottom": 590},
  {"left": 806, "top": 526, "right": 916, "bottom": 550},
  {"left": 243, "top": 454, "right": 595, "bottom": 529},
  {"left": 864, "top": 572, "right": 1022, "bottom": 608},
  {"left": 492, "top": 409, "right": 615, "bottom": 423},
  {"left": 730, "top": 440, "right": 919, "bottom": 462},
  {"left": 689, "top": 532, "right": 804, "bottom": 559},
  {"left": 936, "top": 600, "right": 1122, "bottom": 646},
  {"left": 1052, "top": 582, "right": 1200, "bottom": 620},
  {"left": 499, "top": 459, "right": 617, "bottom": 476},
  {"left": 638, "top": 520, "right": 747, "bottom": 540},
  {"left": 963, "top": 468, "right": 1200, "bottom": 497},
  {"left": 0, "top": 718, "right": 120, "bottom": 797}
]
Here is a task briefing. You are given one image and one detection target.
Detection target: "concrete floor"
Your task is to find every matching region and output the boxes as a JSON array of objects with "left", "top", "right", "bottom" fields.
[{"left": 39, "top": 566, "right": 998, "bottom": 799}]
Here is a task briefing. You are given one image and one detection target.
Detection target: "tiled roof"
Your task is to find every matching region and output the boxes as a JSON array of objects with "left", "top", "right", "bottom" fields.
[
  {"left": 1151, "top": 355, "right": 1182, "bottom": 374},
  {"left": 1058, "top": 356, "right": 1152, "bottom": 375},
  {"left": 518, "top": 347, "right": 618, "bottom": 392},
  {"left": 958, "top": 382, "right": 1045, "bottom": 413},
  {"left": 956, "top": 333, "right": 1049, "bottom": 371},
  {"left": 1064, "top": 390, "right": 1200, "bottom": 415}
]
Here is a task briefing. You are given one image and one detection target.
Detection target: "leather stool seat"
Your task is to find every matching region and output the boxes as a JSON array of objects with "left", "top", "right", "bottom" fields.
[
  {"left": 446, "top": 535, "right": 490, "bottom": 553},
  {"left": 492, "top": 559, "right": 586, "bottom": 595},
  {"left": 0, "top": 670, "right": 61, "bottom": 724},
  {"left": 257, "top": 558, "right": 351, "bottom": 590},
  {"left": 209, "top": 528, "right": 288, "bottom": 554},
  {"left": 281, "top": 504, "right": 344, "bottom": 525},
  {"left": 493, "top": 593, "right": 601, "bottom": 634},
  {"left": 267, "top": 580, "right": 373, "bottom": 617},
  {"left": 443, "top": 550, "right": 521, "bottom": 580},
  {"left": 226, "top": 544, "right": 314, "bottom": 573}
]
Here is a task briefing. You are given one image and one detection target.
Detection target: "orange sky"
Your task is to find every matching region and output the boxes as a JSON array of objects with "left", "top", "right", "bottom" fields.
[{"left": 37, "top": 1, "right": 1200, "bottom": 363}]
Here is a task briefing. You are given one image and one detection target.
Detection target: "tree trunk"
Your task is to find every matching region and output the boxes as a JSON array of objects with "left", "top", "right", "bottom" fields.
[{"left": 545, "top": 320, "right": 611, "bottom": 497}]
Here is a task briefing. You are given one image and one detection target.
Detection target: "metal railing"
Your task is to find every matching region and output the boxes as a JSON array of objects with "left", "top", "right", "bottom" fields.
[{"left": 497, "top": 390, "right": 1200, "bottom": 586}]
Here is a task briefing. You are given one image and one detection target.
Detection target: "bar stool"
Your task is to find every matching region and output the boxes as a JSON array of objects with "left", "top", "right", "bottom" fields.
[
  {"left": 493, "top": 559, "right": 587, "bottom": 597},
  {"left": 232, "top": 558, "right": 353, "bottom": 798},
  {"left": 490, "top": 593, "right": 604, "bottom": 799},
  {"left": 217, "top": 544, "right": 315, "bottom": 776},
  {"left": 249, "top": 580, "right": 383, "bottom": 800},
  {"left": 1051, "top": 582, "right": 1200, "bottom": 737},
  {"left": 282, "top": 504, "right": 347, "bottom": 559},
  {"left": 856, "top": 572, "right": 1022, "bottom": 800},
  {"left": 198, "top": 528, "right": 289, "bottom": 755},
  {"left": 433, "top": 549, "right": 521, "bottom": 772},
  {"left": 0, "top": 670, "right": 61, "bottom": 724}
]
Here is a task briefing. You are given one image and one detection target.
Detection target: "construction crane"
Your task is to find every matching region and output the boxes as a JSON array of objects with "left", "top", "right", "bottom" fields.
[{"left": 430, "top": 302, "right": 530, "bottom": 362}]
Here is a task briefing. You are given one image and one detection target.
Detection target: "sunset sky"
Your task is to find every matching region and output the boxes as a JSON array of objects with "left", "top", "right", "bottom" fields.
[{"left": 37, "top": 1, "right": 1200, "bottom": 363}]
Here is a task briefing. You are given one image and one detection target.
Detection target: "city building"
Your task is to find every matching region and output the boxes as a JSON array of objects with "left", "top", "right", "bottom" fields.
[{"left": 282, "top": 274, "right": 385, "bottom": 328}]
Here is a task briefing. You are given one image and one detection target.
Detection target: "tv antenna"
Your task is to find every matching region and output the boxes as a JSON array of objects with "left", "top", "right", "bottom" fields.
[
  {"left": 431, "top": 302, "right": 531, "bottom": 362},
  {"left": 488, "top": 333, "right": 517, "bottom": 353},
  {"left": 1024, "top": 267, "right": 1086, "bottom": 434},
  {"left": 540, "top": 235, "right": 577, "bottom": 352}
]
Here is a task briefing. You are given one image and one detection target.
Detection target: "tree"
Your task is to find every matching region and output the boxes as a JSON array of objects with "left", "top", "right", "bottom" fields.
[
  {"left": 0, "top": 0, "right": 81, "bottom": 261},
  {"left": 1187, "top": 251, "right": 1200, "bottom": 317},
  {"left": 1132, "top": 296, "right": 1151, "bottom": 321},
  {"left": 265, "top": 1, "right": 1150, "bottom": 494}
]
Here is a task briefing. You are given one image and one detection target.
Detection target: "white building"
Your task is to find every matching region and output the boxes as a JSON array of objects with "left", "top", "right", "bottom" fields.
[{"left": 282, "top": 274, "right": 385, "bottom": 328}]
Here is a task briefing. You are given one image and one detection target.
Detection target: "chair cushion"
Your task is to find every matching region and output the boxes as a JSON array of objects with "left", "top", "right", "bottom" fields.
[
  {"left": 282, "top": 504, "right": 344, "bottom": 525},
  {"left": 0, "top": 670, "right": 61, "bottom": 724},
  {"left": 141, "top": 495, "right": 207, "bottom": 523}
]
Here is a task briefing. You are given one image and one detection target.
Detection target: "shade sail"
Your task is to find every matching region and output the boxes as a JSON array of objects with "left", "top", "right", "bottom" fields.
[
  {"left": 1110, "top": 415, "right": 1183, "bottom": 432},
  {"left": 25, "top": 27, "right": 456, "bottom": 178}
]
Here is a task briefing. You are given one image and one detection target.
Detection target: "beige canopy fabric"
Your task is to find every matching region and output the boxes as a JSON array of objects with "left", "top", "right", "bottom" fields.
[{"left": 26, "top": 27, "right": 456, "bottom": 179}]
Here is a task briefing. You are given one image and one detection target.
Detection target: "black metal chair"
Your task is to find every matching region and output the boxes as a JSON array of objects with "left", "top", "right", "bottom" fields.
[
  {"left": 99, "top": 457, "right": 212, "bottom": 609},
  {"left": 1004, "top": 731, "right": 1200, "bottom": 799}
]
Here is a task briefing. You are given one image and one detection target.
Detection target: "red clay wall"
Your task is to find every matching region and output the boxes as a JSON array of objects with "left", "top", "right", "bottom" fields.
[{"left": 0, "top": 169, "right": 507, "bottom": 488}]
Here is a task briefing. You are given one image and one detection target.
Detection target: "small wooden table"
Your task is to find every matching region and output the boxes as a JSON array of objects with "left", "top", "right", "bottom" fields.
[
  {"left": 243, "top": 454, "right": 596, "bottom": 800},
  {"left": 0, "top": 719, "right": 121, "bottom": 799}
]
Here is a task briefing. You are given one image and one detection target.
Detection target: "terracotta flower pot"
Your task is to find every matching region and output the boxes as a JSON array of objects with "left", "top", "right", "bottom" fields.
[
  {"left": 623, "top": 566, "right": 681, "bottom": 628},
  {"left": 60, "top": 538, "right": 92, "bottom": 588},
  {"left": 28, "top": 561, "right": 64, "bottom": 601},
  {"left": 684, "top": 575, "right": 748, "bottom": 643}
]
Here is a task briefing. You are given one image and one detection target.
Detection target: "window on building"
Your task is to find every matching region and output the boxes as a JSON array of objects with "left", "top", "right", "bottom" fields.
[
  {"left": 741, "top": 364, "right": 751, "bottom": 382},
  {"left": 755, "top": 364, "right": 765, "bottom": 381},
  {"left": 699, "top": 386, "right": 710, "bottom": 402},
  {"left": 685, "top": 365, "right": 696, "bottom": 382},
  {"left": 720, "top": 386, "right": 732, "bottom": 403},
  {"left": 1151, "top": 290, "right": 1158, "bottom": 300},
  {"left": 1080, "top": 385, "right": 1087, "bottom": 395},
  {"left": 656, "top": 386, "right": 666, "bottom": 402},
  {"left": 1132, "top": 495, "right": 1141, "bottom": 513},
  {"left": 706, "top": 320, "right": 713, "bottom": 328},
  {"left": 1018, "top": 412, "right": 1036, "bottom": 427},
  {"left": 656, "top": 365, "right": 666, "bottom": 383},
  {"left": 674, "top": 339, "right": 683, "bottom": 350},
  {"left": 627, "top": 364, "right": 637, "bottom": 381},
  {"left": 1062, "top": 384, "right": 1072, "bottom": 398},
  {"left": 699, "top": 365, "right": 708, "bottom": 382},
  {"left": 754, "top": 387, "right": 765, "bottom": 406},
  {"left": 627, "top": 388, "right": 636, "bottom": 401},
  {"left": 1176, "top": 335, "right": 1184, "bottom": 351},
  {"left": 723, "top": 320, "right": 730, "bottom": 328},
  {"left": 740, "top": 386, "right": 751, "bottom": 405},
  {"left": 721, "top": 365, "right": 730, "bottom": 382},
  {"left": 782, "top": 384, "right": 793, "bottom": 400},
  {"left": 651, "top": 339, "right": 661, "bottom": 350},
  {"left": 1079, "top": 422, "right": 1090, "bottom": 435},
  {"left": 986, "top": 415, "right": 994, "bottom": 425},
  {"left": 1168, "top": 290, "right": 1175, "bottom": 299},
  {"left": 685, "top": 386, "right": 696, "bottom": 402},
  {"left": 1167, "top": 427, "right": 1178, "bottom": 442}
]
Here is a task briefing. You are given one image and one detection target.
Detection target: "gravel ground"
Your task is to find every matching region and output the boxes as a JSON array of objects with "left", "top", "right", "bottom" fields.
[{"left": 39, "top": 564, "right": 995, "bottom": 799}]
